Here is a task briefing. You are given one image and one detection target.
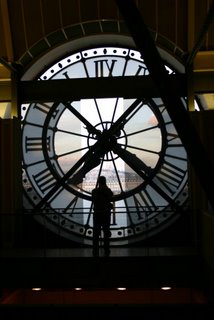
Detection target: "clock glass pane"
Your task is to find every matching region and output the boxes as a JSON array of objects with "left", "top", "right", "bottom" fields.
[{"left": 21, "top": 46, "right": 189, "bottom": 245}]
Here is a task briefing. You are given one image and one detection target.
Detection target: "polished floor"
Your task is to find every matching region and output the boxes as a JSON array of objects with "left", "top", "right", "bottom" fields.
[{"left": 0, "top": 245, "right": 198, "bottom": 258}]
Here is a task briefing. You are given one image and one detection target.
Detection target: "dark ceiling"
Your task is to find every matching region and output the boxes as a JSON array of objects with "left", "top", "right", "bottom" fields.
[{"left": 0, "top": 0, "right": 214, "bottom": 67}]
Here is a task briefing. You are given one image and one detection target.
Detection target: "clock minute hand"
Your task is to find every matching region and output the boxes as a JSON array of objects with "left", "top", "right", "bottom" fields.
[
  {"left": 70, "top": 154, "right": 101, "bottom": 185},
  {"left": 108, "top": 98, "right": 144, "bottom": 137},
  {"left": 70, "top": 129, "right": 116, "bottom": 184}
]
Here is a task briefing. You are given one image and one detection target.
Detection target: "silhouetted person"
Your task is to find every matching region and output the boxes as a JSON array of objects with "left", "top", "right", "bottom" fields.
[{"left": 92, "top": 176, "right": 113, "bottom": 256}]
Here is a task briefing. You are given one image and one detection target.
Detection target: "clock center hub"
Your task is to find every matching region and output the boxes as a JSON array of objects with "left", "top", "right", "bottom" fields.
[{"left": 87, "top": 121, "right": 127, "bottom": 161}]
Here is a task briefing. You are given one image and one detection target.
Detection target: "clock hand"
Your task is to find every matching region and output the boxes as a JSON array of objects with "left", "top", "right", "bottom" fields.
[
  {"left": 107, "top": 98, "right": 144, "bottom": 137},
  {"left": 63, "top": 101, "right": 100, "bottom": 135},
  {"left": 112, "top": 142, "right": 181, "bottom": 210},
  {"left": 71, "top": 107, "right": 153, "bottom": 184},
  {"left": 70, "top": 130, "right": 111, "bottom": 184},
  {"left": 68, "top": 99, "right": 147, "bottom": 184},
  {"left": 70, "top": 154, "right": 101, "bottom": 185},
  {"left": 35, "top": 139, "right": 104, "bottom": 209},
  {"left": 112, "top": 142, "right": 152, "bottom": 175},
  {"left": 35, "top": 128, "right": 110, "bottom": 208}
]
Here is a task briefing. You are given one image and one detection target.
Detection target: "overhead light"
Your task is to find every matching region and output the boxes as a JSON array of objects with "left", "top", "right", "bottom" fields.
[
  {"left": 32, "top": 287, "right": 42, "bottom": 291},
  {"left": 116, "top": 287, "right": 127, "bottom": 291},
  {"left": 161, "top": 286, "right": 172, "bottom": 290}
]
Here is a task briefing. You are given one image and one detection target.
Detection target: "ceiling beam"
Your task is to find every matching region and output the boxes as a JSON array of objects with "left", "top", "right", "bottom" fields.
[
  {"left": 187, "top": 0, "right": 214, "bottom": 66},
  {"left": 194, "top": 51, "right": 214, "bottom": 71},
  {"left": 19, "top": 75, "right": 185, "bottom": 103},
  {"left": 18, "top": 72, "right": 214, "bottom": 103},
  {"left": 0, "top": 0, "right": 14, "bottom": 62},
  {"left": 115, "top": 0, "right": 214, "bottom": 210}
]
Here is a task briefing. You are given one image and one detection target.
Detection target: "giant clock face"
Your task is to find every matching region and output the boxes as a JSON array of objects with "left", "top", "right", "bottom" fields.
[{"left": 21, "top": 46, "right": 188, "bottom": 245}]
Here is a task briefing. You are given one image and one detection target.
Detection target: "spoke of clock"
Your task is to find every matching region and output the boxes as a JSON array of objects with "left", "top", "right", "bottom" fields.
[
  {"left": 56, "top": 128, "right": 93, "bottom": 140},
  {"left": 94, "top": 98, "right": 104, "bottom": 130},
  {"left": 111, "top": 97, "right": 120, "bottom": 124},
  {"left": 116, "top": 0, "right": 214, "bottom": 209},
  {"left": 23, "top": 158, "right": 46, "bottom": 168},
  {"left": 56, "top": 145, "right": 89, "bottom": 158},
  {"left": 63, "top": 101, "right": 99, "bottom": 135},
  {"left": 165, "top": 153, "right": 187, "bottom": 162},
  {"left": 104, "top": 152, "right": 109, "bottom": 161},
  {"left": 120, "top": 143, "right": 160, "bottom": 156},
  {"left": 120, "top": 124, "right": 160, "bottom": 139},
  {"left": 22, "top": 121, "right": 45, "bottom": 129},
  {"left": 109, "top": 150, "right": 125, "bottom": 194}
]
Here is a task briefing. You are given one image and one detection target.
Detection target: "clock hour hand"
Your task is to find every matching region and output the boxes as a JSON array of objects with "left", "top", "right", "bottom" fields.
[
  {"left": 112, "top": 143, "right": 181, "bottom": 209},
  {"left": 112, "top": 142, "right": 152, "bottom": 176}
]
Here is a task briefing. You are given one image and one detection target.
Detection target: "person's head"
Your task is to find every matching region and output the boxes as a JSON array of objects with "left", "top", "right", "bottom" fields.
[{"left": 98, "top": 176, "right": 106, "bottom": 186}]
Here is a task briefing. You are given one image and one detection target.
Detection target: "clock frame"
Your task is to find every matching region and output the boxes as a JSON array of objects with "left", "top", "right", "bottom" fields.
[{"left": 21, "top": 46, "right": 188, "bottom": 245}]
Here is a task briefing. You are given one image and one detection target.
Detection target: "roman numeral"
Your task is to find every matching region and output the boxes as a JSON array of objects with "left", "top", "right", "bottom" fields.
[
  {"left": 94, "top": 59, "right": 117, "bottom": 77},
  {"left": 62, "top": 71, "right": 70, "bottom": 79},
  {"left": 33, "top": 103, "right": 59, "bottom": 118},
  {"left": 32, "top": 168, "right": 56, "bottom": 193},
  {"left": 155, "top": 160, "right": 186, "bottom": 195},
  {"left": 25, "top": 136, "right": 50, "bottom": 152},
  {"left": 135, "top": 65, "right": 147, "bottom": 76},
  {"left": 133, "top": 189, "right": 157, "bottom": 220}
]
